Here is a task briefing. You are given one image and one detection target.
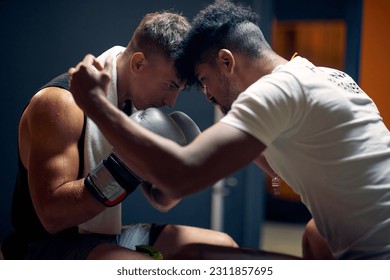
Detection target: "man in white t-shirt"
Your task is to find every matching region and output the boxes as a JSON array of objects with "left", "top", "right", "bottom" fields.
[{"left": 68, "top": 0, "right": 390, "bottom": 259}]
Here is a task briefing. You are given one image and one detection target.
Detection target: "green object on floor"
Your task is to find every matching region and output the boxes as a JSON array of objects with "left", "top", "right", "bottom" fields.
[{"left": 136, "top": 245, "right": 164, "bottom": 260}]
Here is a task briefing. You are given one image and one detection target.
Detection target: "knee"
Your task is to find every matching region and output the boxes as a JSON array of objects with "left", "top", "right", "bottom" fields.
[
  {"left": 157, "top": 224, "right": 238, "bottom": 249},
  {"left": 302, "top": 220, "right": 315, "bottom": 259},
  {"left": 302, "top": 219, "right": 333, "bottom": 259},
  {"left": 214, "top": 231, "right": 239, "bottom": 248},
  {"left": 87, "top": 243, "right": 152, "bottom": 260}
]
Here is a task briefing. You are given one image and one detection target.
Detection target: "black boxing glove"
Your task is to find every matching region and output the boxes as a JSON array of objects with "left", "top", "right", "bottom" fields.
[{"left": 85, "top": 108, "right": 200, "bottom": 207}]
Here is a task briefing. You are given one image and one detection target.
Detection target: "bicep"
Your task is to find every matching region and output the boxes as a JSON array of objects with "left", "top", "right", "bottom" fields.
[
  {"left": 25, "top": 89, "right": 84, "bottom": 213},
  {"left": 28, "top": 135, "right": 80, "bottom": 197}
]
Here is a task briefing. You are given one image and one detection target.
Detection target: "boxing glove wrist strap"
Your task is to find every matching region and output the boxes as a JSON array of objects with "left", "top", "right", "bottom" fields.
[{"left": 84, "top": 153, "right": 142, "bottom": 207}]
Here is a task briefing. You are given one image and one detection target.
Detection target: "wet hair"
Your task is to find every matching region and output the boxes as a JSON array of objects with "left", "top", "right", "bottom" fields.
[
  {"left": 176, "top": 0, "right": 272, "bottom": 85},
  {"left": 128, "top": 11, "right": 190, "bottom": 62}
]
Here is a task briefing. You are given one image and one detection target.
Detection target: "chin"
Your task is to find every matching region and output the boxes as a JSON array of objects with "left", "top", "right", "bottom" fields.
[{"left": 219, "top": 106, "right": 231, "bottom": 115}]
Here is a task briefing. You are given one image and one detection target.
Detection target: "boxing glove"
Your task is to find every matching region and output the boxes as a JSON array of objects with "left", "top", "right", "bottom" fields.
[
  {"left": 168, "top": 111, "right": 201, "bottom": 144},
  {"left": 85, "top": 108, "right": 200, "bottom": 207},
  {"left": 129, "top": 108, "right": 201, "bottom": 145}
]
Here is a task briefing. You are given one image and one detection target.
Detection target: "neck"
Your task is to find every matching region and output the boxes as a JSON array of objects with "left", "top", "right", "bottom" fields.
[
  {"left": 238, "top": 52, "right": 288, "bottom": 90},
  {"left": 254, "top": 53, "right": 287, "bottom": 80}
]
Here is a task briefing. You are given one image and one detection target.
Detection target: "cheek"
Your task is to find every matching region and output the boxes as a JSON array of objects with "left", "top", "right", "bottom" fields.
[
  {"left": 215, "top": 75, "right": 229, "bottom": 94},
  {"left": 131, "top": 84, "right": 152, "bottom": 108},
  {"left": 137, "top": 80, "right": 156, "bottom": 96},
  {"left": 139, "top": 83, "right": 165, "bottom": 103}
]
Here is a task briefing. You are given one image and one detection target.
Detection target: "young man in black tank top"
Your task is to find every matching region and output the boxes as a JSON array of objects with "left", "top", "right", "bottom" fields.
[{"left": 2, "top": 11, "right": 237, "bottom": 260}]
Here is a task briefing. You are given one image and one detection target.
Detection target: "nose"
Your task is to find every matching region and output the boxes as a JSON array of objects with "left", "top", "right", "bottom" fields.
[
  {"left": 205, "top": 89, "right": 214, "bottom": 103},
  {"left": 164, "top": 89, "right": 180, "bottom": 108},
  {"left": 201, "top": 85, "right": 210, "bottom": 98}
]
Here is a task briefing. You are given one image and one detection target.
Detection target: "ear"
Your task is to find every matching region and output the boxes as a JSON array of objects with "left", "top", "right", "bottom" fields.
[
  {"left": 130, "top": 52, "right": 146, "bottom": 73},
  {"left": 217, "top": 49, "right": 235, "bottom": 75}
]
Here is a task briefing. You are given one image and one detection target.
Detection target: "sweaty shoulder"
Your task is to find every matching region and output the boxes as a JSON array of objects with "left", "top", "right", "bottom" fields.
[
  {"left": 26, "top": 87, "right": 84, "bottom": 131},
  {"left": 19, "top": 87, "right": 84, "bottom": 166}
]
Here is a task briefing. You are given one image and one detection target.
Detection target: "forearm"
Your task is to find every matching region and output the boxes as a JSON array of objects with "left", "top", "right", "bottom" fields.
[{"left": 33, "top": 178, "right": 105, "bottom": 234}]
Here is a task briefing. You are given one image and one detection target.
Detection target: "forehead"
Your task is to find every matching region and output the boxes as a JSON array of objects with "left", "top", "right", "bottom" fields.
[
  {"left": 195, "top": 62, "right": 215, "bottom": 76},
  {"left": 194, "top": 62, "right": 220, "bottom": 85},
  {"left": 147, "top": 55, "right": 186, "bottom": 88},
  {"left": 148, "top": 53, "right": 173, "bottom": 68},
  {"left": 148, "top": 55, "right": 176, "bottom": 76}
]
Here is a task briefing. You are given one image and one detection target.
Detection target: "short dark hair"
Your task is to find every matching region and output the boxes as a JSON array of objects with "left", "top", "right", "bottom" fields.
[
  {"left": 129, "top": 11, "right": 190, "bottom": 61},
  {"left": 176, "top": 0, "right": 271, "bottom": 85}
]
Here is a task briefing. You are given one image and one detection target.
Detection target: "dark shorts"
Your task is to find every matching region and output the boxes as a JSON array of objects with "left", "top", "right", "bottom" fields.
[{"left": 19, "top": 224, "right": 166, "bottom": 260}]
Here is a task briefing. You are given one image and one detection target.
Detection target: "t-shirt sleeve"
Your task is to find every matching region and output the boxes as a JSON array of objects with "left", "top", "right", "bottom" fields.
[{"left": 221, "top": 72, "right": 306, "bottom": 146}]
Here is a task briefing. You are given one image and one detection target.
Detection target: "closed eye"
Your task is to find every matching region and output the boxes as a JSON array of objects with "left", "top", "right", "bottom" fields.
[
  {"left": 196, "top": 78, "right": 207, "bottom": 92},
  {"left": 165, "top": 81, "right": 180, "bottom": 90}
]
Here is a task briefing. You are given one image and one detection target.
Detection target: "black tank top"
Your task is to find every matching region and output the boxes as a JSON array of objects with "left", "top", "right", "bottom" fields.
[{"left": 2, "top": 73, "right": 86, "bottom": 259}]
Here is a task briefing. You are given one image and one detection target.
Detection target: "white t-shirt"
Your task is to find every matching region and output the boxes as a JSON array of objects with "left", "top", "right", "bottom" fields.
[{"left": 221, "top": 57, "right": 390, "bottom": 259}]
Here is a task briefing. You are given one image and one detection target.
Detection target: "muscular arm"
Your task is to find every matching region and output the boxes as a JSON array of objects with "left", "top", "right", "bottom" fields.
[
  {"left": 104, "top": 107, "right": 264, "bottom": 198},
  {"left": 21, "top": 87, "right": 105, "bottom": 234},
  {"left": 69, "top": 56, "right": 266, "bottom": 199}
]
